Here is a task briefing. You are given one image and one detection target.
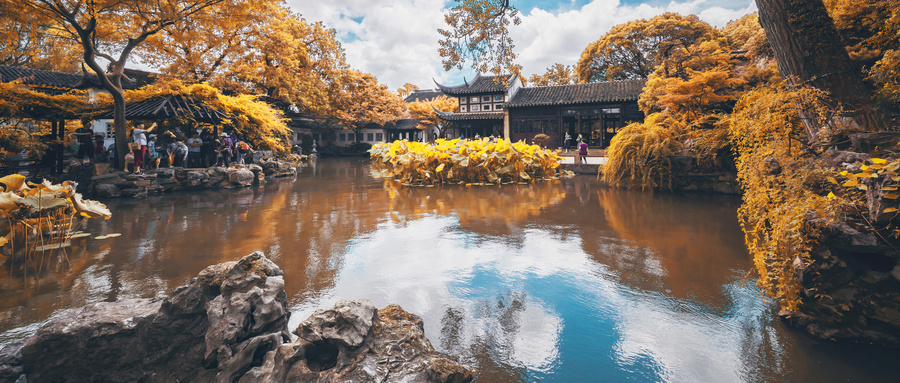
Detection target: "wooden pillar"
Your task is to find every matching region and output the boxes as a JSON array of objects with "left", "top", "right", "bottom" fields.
[
  {"left": 503, "top": 109, "right": 510, "bottom": 139},
  {"left": 56, "top": 120, "right": 65, "bottom": 174}
]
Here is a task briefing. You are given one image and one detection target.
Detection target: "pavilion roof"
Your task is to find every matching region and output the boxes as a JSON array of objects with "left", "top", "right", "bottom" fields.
[
  {"left": 0, "top": 65, "right": 87, "bottom": 95},
  {"left": 404, "top": 89, "right": 445, "bottom": 103},
  {"left": 95, "top": 94, "right": 227, "bottom": 124},
  {"left": 0, "top": 65, "right": 156, "bottom": 95},
  {"left": 506, "top": 79, "right": 645, "bottom": 108},
  {"left": 433, "top": 73, "right": 517, "bottom": 96}
]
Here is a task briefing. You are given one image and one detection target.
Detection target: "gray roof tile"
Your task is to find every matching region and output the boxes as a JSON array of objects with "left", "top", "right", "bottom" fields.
[{"left": 506, "top": 79, "right": 645, "bottom": 107}]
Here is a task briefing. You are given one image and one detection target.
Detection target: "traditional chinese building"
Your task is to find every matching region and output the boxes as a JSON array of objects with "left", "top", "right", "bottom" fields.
[
  {"left": 434, "top": 73, "right": 520, "bottom": 139},
  {"left": 433, "top": 73, "right": 645, "bottom": 148}
]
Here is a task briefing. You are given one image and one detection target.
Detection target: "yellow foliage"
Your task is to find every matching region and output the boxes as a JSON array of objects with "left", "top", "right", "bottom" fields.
[
  {"left": 602, "top": 113, "right": 683, "bottom": 191},
  {"left": 330, "top": 70, "right": 407, "bottom": 130},
  {"left": 407, "top": 96, "right": 459, "bottom": 130},
  {"left": 369, "top": 138, "right": 571, "bottom": 186},
  {"left": 438, "top": 0, "right": 523, "bottom": 76},
  {"left": 728, "top": 83, "right": 842, "bottom": 311},
  {"left": 576, "top": 13, "right": 719, "bottom": 82},
  {"left": 527, "top": 63, "right": 576, "bottom": 86}
]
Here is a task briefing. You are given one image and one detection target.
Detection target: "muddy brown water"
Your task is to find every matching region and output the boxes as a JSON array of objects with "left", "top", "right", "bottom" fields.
[{"left": 0, "top": 158, "right": 895, "bottom": 382}]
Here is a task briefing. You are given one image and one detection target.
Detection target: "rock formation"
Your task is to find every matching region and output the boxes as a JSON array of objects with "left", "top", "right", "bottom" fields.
[{"left": 0, "top": 252, "right": 473, "bottom": 383}]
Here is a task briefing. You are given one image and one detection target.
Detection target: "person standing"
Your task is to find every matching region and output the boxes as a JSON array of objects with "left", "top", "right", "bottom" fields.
[
  {"left": 147, "top": 135, "right": 159, "bottom": 170},
  {"left": 563, "top": 132, "right": 571, "bottom": 152},
  {"left": 219, "top": 133, "right": 233, "bottom": 168},
  {"left": 131, "top": 122, "right": 156, "bottom": 173},
  {"left": 187, "top": 132, "right": 203, "bottom": 168},
  {"left": 156, "top": 131, "right": 173, "bottom": 168},
  {"left": 74, "top": 121, "right": 95, "bottom": 163},
  {"left": 173, "top": 140, "right": 188, "bottom": 168},
  {"left": 578, "top": 139, "right": 589, "bottom": 164}
]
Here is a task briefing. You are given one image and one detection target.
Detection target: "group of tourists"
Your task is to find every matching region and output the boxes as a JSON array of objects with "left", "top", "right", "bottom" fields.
[
  {"left": 73, "top": 121, "right": 253, "bottom": 173},
  {"left": 124, "top": 122, "right": 253, "bottom": 173}
]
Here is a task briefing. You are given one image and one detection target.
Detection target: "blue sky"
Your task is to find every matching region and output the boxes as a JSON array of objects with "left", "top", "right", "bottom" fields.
[{"left": 285, "top": 1, "right": 757, "bottom": 90}]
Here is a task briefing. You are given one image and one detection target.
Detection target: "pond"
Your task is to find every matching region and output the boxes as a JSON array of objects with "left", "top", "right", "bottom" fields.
[{"left": 0, "top": 158, "right": 895, "bottom": 382}]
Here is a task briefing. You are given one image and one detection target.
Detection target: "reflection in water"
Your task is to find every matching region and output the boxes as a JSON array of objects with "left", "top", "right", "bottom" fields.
[{"left": 0, "top": 159, "right": 895, "bottom": 382}]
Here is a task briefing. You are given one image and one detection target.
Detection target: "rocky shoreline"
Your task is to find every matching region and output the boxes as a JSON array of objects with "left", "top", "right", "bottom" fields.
[
  {"left": 63, "top": 151, "right": 302, "bottom": 199},
  {"left": 0, "top": 252, "right": 474, "bottom": 383}
]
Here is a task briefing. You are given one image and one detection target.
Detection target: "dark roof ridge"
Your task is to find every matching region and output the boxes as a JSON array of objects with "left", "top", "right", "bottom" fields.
[{"left": 526, "top": 78, "right": 644, "bottom": 90}]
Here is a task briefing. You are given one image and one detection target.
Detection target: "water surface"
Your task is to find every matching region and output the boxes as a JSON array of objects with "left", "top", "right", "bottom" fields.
[{"left": 0, "top": 159, "right": 894, "bottom": 382}]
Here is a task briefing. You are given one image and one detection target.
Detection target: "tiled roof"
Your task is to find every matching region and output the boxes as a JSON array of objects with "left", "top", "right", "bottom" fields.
[
  {"left": 506, "top": 79, "right": 645, "bottom": 107},
  {"left": 0, "top": 65, "right": 156, "bottom": 92},
  {"left": 404, "top": 89, "right": 445, "bottom": 103},
  {"left": 434, "top": 73, "right": 517, "bottom": 96},
  {"left": 382, "top": 118, "right": 421, "bottom": 130},
  {"left": 0, "top": 65, "right": 85, "bottom": 91},
  {"left": 95, "top": 94, "right": 226, "bottom": 123},
  {"left": 434, "top": 109, "right": 504, "bottom": 121}
]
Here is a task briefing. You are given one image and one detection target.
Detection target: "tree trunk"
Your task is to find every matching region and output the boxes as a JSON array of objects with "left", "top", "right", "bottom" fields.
[
  {"left": 755, "top": 0, "right": 880, "bottom": 130},
  {"left": 113, "top": 92, "right": 128, "bottom": 170}
]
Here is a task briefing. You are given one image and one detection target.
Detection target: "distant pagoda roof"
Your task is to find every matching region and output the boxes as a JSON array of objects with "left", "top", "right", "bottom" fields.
[
  {"left": 434, "top": 109, "right": 504, "bottom": 121},
  {"left": 433, "top": 73, "right": 518, "bottom": 96},
  {"left": 506, "top": 79, "right": 645, "bottom": 108},
  {"left": 404, "top": 89, "right": 445, "bottom": 103}
]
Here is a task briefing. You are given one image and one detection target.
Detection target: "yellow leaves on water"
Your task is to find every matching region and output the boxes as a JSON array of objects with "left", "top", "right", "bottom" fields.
[
  {"left": 71, "top": 193, "right": 112, "bottom": 219},
  {"left": 842, "top": 179, "right": 858, "bottom": 187},
  {"left": 369, "top": 138, "right": 570, "bottom": 186}
]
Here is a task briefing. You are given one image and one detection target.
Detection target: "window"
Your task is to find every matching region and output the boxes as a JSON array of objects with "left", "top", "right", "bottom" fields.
[
  {"left": 347, "top": 133, "right": 355, "bottom": 141},
  {"left": 494, "top": 95, "right": 503, "bottom": 101},
  {"left": 483, "top": 104, "right": 491, "bottom": 111},
  {"left": 459, "top": 97, "right": 467, "bottom": 104},
  {"left": 482, "top": 96, "right": 490, "bottom": 102},
  {"left": 470, "top": 105, "right": 480, "bottom": 112},
  {"left": 339, "top": 133, "right": 346, "bottom": 141},
  {"left": 367, "top": 133, "right": 374, "bottom": 141},
  {"left": 460, "top": 105, "right": 468, "bottom": 112},
  {"left": 376, "top": 133, "right": 383, "bottom": 141},
  {"left": 494, "top": 104, "right": 503, "bottom": 111},
  {"left": 470, "top": 96, "right": 479, "bottom": 103}
]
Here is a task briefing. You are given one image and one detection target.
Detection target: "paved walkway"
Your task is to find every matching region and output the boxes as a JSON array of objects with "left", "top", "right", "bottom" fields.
[{"left": 558, "top": 153, "right": 608, "bottom": 165}]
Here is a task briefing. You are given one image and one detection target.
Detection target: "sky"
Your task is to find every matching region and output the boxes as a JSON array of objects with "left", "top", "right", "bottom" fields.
[{"left": 284, "top": 0, "right": 758, "bottom": 91}]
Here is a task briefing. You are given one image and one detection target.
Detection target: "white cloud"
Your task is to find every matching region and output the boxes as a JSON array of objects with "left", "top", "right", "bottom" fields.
[{"left": 285, "top": 0, "right": 757, "bottom": 90}]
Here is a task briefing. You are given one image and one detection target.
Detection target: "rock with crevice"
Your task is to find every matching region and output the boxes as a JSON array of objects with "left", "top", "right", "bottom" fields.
[
  {"left": 243, "top": 299, "right": 475, "bottom": 383},
  {"left": 0, "top": 256, "right": 473, "bottom": 383},
  {"left": 0, "top": 252, "right": 289, "bottom": 383}
]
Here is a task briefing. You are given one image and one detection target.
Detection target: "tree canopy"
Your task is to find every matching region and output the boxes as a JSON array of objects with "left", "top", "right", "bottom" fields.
[
  {"left": 438, "top": 0, "right": 522, "bottom": 76},
  {"left": 575, "top": 13, "right": 719, "bottom": 83},
  {"left": 407, "top": 95, "right": 459, "bottom": 131},
  {"left": 329, "top": 70, "right": 407, "bottom": 132},
  {"left": 527, "top": 63, "right": 576, "bottom": 87}
]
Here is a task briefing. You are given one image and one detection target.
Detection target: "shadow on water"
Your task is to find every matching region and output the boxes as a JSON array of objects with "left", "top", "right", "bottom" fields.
[{"left": 0, "top": 158, "right": 896, "bottom": 382}]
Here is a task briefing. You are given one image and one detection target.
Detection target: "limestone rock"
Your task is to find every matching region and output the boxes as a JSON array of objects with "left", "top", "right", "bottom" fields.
[
  {"left": 246, "top": 300, "right": 475, "bottom": 383},
  {"left": 0, "top": 256, "right": 472, "bottom": 383},
  {"left": 92, "top": 183, "right": 120, "bottom": 198},
  {"left": 0, "top": 252, "right": 289, "bottom": 383},
  {"left": 227, "top": 168, "right": 255, "bottom": 187},
  {"left": 294, "top": 299, "right": 376, "bottom": 349}
]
